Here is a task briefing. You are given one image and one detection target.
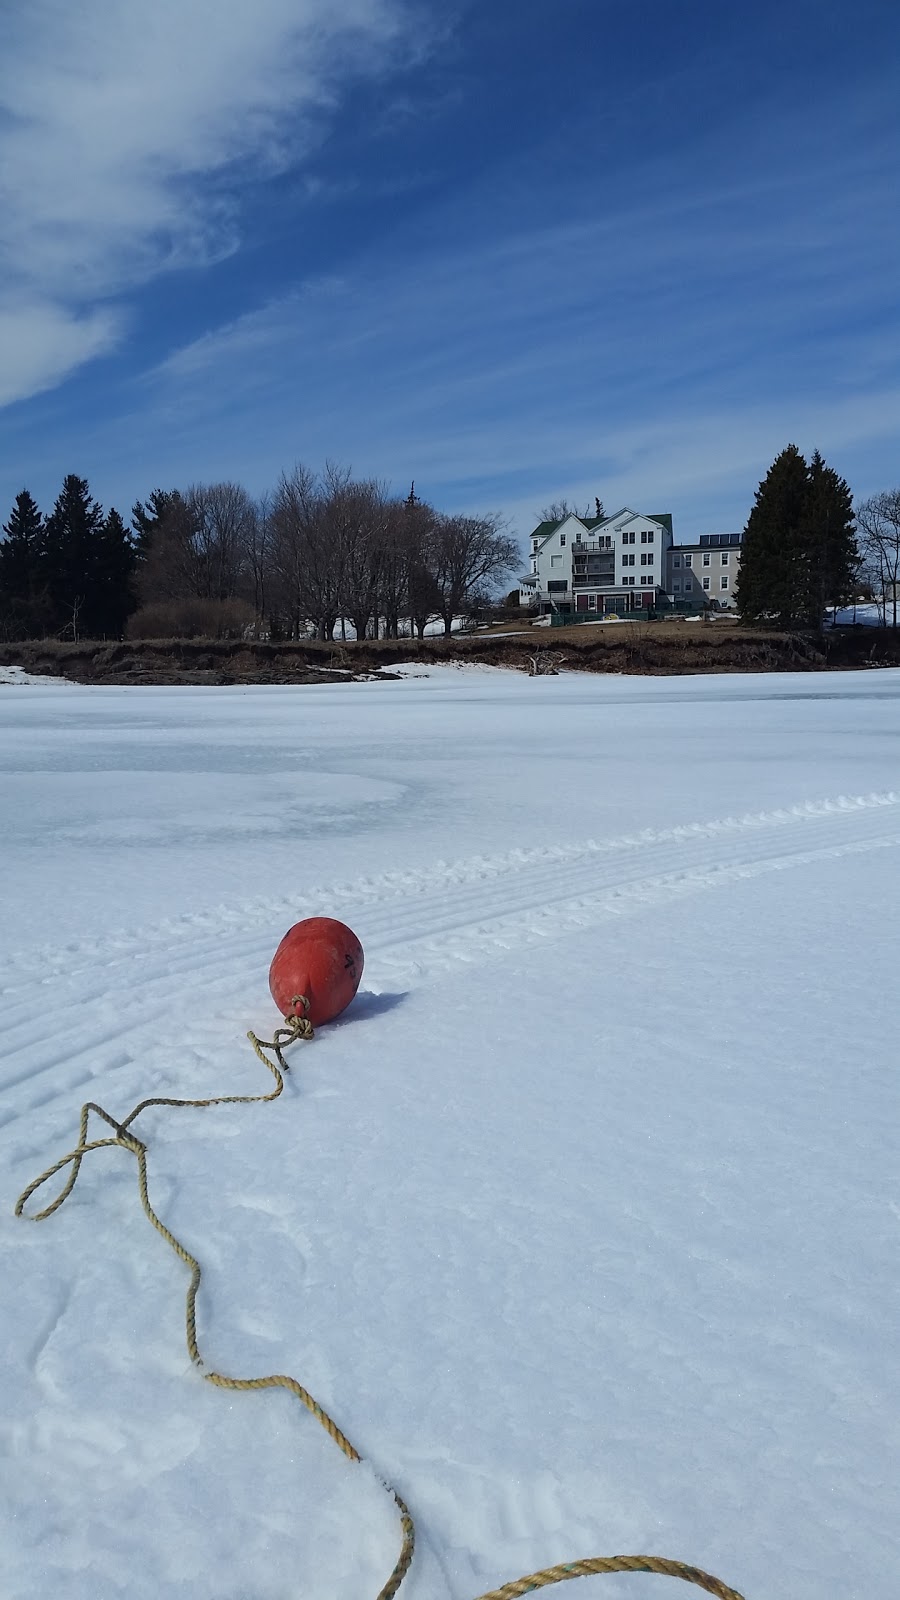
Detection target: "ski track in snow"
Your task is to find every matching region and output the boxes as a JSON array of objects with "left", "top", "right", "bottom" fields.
[{"left": 2, "top": 789, "right": 899, "bottom": 1140}]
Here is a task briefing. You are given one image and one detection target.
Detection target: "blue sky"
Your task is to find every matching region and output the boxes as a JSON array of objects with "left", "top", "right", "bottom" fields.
[{"left": 1, "top": 0, "right": 898, "bottom": 544}]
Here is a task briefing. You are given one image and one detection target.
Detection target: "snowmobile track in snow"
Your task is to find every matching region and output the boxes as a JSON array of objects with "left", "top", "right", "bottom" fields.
[{"left": 2, "top": 790, "right": 899, "bottom": 1138}]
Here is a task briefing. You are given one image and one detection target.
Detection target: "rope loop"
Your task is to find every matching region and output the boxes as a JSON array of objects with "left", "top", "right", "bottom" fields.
[{"left": 14, "top": 997, "right": 745, "bottom": 1600}]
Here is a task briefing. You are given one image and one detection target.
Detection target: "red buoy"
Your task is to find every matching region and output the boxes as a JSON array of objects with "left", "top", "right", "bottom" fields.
[{"left": 269, "top": 917, "right": 364, "bottom": 1027}]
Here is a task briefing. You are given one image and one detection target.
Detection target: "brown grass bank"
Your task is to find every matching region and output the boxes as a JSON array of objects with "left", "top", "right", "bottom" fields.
[{"left": 1, "top": 623, "right": 899, "bottom": 686}]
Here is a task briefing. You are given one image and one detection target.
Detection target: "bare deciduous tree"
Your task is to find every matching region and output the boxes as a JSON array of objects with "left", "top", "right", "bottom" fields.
[
  {"left": 132, "top": 465, "right": 521, "bottom": 645},
  {"left": 536, "top": 499, "right": 596, "bottom": 523},
  {"left": 246, "top": 491, "right": 274, "bottom": 627},
  {"left": 269, "top": 466, "right": 335, "bottom": 639},
  {"left": 324, "top": 468, "right": 393, "bottom": 642},
  {"left": 184, "top": 483, "right": 257, "bottom": 601},
  {"left": 431, "top": 513, "right": 521, "bottom": 637},
  {"left": 377, "top": 500, "right": 412, "bottom": 639},
  {"left": 401, "top": 494, "right": 442, "bottom": 640},
  {"left": 856, "top": 490, "right": 900, "bottom": 628}
]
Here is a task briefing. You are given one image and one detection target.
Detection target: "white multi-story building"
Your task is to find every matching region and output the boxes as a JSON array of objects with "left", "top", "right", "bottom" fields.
[
  {"left": 669, "top": 533, "right": 742, "bottom": 608},
  {"left": 519, "top": 509, "right": 742, "bottom": 616}
]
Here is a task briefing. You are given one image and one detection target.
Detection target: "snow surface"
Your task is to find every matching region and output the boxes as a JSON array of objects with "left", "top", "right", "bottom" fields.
[
  {"left": 0, "top": 664, "right": 71, "bottom": 686},
  {"left": 2, "top": 666, "right": 899, "bottom": 1600}
]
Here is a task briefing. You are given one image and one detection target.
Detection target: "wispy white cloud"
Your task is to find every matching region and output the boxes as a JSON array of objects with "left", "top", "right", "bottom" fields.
[
  {"left": 0, "top": 302, "right": 122, "bottom": 408},
  {"left": 130, "top": 136, "right": 900, "bottom": 536},
  {"left": 5, "top": 26, "right": 897, "bottom": 539},
  {"left": 0, "top": 0, "right": 424, "bottom": 402},
  {"left": 496, "top": 391, "right": 900, "bottom": 539}
]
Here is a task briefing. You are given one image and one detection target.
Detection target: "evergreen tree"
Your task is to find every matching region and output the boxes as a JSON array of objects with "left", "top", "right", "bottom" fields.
[
  {"left": 94, "top": 507, "right": 138, "bottom": 635},
  {"left": 131, "top": 488, "right": 184, "bottom": 564},
  {"left": 0, "top": 490, "right": 47, "bottom": 637},
  {"left": 800, "top": 450, "right": 857, "bottom": 626},
  {"left": 43, "top": 475, "right": 104, "bottom": 636},
  {"left": 131, "top": 488, "right": 193, "bottom": 606},
  {"left": 43, "top": 475, "right": 134, "bottom": 638},
  {"left": 736, "top": 444, "right": 853, "bottom": 628}
]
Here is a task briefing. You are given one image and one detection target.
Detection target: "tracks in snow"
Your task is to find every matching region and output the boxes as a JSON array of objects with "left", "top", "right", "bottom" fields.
[{"left": 2, "top": 791, "right": 899, "bottom": 1134}]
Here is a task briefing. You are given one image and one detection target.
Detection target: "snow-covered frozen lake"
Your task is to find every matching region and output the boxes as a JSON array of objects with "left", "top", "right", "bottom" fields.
[{"left": 2, "top": 665, "right": 898, "bottom": 1599}]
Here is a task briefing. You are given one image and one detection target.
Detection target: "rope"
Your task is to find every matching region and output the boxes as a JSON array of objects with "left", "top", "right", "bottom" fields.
[
  {"left": 471, "top": 1558, "right": 744, "bottom": 1599},
  {"left": 14, "top": 998, "right": 745, "bottom": 1600},
  {"left": 14, "top": 999, "right": 413, "bottom": 1600}
]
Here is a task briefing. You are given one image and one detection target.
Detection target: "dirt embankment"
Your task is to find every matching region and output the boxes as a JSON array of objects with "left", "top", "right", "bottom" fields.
[{"left": 1, "top": 623, "right": 898, "bottom": 686}]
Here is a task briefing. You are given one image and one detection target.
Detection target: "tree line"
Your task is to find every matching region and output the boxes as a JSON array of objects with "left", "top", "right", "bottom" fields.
[
  {"left": 4, "top": 450, "right": 900, "bottom": 642},
  {"left": 736, "top": 445, "right": 900, "bottom": 628},
  {"left": 0, "top": 467, "right": 520, "bottom": 642}
]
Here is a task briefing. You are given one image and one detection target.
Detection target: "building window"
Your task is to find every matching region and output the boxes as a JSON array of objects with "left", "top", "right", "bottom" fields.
[
  {"left": 702, "top": 553, "right": 710, "bottom": 566},
  {"left": 640, "top": 530, "right": 655, "bottom": 543},
  {"left": 683, "top": 555, "right": 692, "bottom": 568},
  {"left": 702, "top": 577, "right": 710, "bottom": 590},
  {"left": 673, "top": 582, "right": 681, "bottom": 593},
  {"left": 560, "top": 533, "right": 566, "bottom": 546},
  {"left": 622, "top": 530, "right": 635, "bottom": 545},
  {"left": 720, "top": 575, "right": 729, "bottom": 589},
  {"left": 622, "top": 552, "right": 635, "bottom": 567},
  {"left": 641, "top": 553, "right": 653, "bottom": 566},
  {"left": 673, "top": 555, "right": 681, "bottom": 568},
  {"left": 588, "top": 594, "right": 597, "bottom": 609},
  {"left": 548, "top": 580, "right": 568, "bottom": 592},
  {"left": 721, "top": 552, "right": 729, "bottom": 565}
]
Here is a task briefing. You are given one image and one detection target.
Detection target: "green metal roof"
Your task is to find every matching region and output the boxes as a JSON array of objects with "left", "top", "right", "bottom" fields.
[
  {"left": 529, "top": 513, "right": 612, "bottom": 540},
  {"left": 531, "top": 512, "right": 671, "bottom": 540}
]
